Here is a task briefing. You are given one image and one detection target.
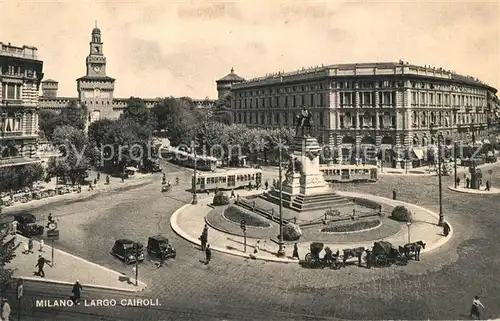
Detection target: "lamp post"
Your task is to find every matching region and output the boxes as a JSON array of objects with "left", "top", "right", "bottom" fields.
[
  {"left": 191, "top": 142, "right": 198, "bottom": 205},
  {"left": 276, "top": 138, "right": 285, "bottom": 257},
  {"left": 406, "top": 221, "right": 412, "bottom": 244},
  {"left": 454, "top": 141, "right": 458, "bottom": 188},
  {"left": 430, "top": 124, "right": 445, "bottom": 226}
]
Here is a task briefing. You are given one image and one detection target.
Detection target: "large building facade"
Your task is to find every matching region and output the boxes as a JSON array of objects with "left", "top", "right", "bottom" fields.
[
  {"left": 229, "top": 62, "right": 499, "bottom": 166},
  {"left": 40, "top": 26, "right": 216, "bottom": 120},
  {"left": 0, "top": 42, "right": 43, "bottom": 168}
]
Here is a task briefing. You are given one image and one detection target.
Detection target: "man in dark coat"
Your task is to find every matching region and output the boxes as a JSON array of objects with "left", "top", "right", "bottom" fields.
[
  {"left": 365, "top": 249, "right": 372, "bottom": 269},
  {"left": 35, "top": 255, "right": 47, "bottom": 277},
  {"left": 71, "top": 280, "right": 83, "bottom": 305},
  {"left": 292, "top": 243, "right": 299, "bottom": 259},
  {"left": 205, "top": 244, "right": 211, "bottom": 265},
  {"left": 443, "top": 222, "right": 450, "bottom": 237},
  {"left": 200, "top": 232, "right": 207, "bottom": 251},
  {"left": 28, "top": 237, "right": 34, "bottom": 254}
]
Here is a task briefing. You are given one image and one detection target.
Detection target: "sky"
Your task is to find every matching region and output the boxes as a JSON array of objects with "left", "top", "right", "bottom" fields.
[{"left": 0, "top": 0, "right": 498, "bottom": 99}]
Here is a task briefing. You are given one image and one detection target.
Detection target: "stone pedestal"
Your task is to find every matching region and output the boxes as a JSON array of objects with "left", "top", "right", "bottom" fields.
[{"left": 264, "top": 135, "right": 351, "bottom": 212}]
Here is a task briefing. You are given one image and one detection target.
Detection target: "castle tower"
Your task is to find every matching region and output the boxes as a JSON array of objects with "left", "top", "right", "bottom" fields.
[
  {"left": 76, "top": 23, "right": 116, "bottom": 122},
  {"left": 216, "top": 67, "right": 245, "bottom": 100},
  {"left": 41, "top": 79, "right": 58, "bottom": 98}
]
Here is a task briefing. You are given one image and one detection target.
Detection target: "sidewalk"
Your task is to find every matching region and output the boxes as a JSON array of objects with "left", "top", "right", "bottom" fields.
[
  {"left": 170, "top": 190, "right": 453, "bottom": 263},
  {"left": 7, "top": 235, "right": 147, "bottom": 292},
  {"left": 2, "top": 173, "right": 153, "bottom": 211},
  {"left": 448, "top": 186, "right": 500, "bottom": 195}
]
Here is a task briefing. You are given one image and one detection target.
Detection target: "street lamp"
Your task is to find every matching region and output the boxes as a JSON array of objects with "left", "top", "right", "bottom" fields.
[
  {"left": 276, "top": 138, "right": 285, "bottom": 257},
  {"left": 454, "top": 141, "right": 459, "bottom": 188},
  {"left": 406, "top": 221, "right": 412, "bottom": 244},
  {"left": 430, "top": 124, "right": 445, "bottom": 226},
  {"left": 191, "top": 142, "right": 198, "bottom": 205}
]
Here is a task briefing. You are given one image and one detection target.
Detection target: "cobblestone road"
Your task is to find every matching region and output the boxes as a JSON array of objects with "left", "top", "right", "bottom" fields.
[{"left": 7, "top": 163, "right": 500, "bottom": 320}]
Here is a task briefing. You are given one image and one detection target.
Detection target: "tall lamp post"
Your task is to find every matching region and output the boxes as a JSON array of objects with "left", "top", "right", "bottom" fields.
[
  {"left": 276, "top": 138, "right": 285, "bottom": 257},
  {"left": 191, "top": 142, "right": 198, "bottom": 205},
  {"left": 430, "top": 124, "right": 445, "bottom": 226},
  {"left": 454, "top": 141, "right": 458, "bottom": 188}
]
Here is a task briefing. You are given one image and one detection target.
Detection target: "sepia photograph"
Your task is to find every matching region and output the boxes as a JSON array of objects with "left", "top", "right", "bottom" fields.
[{"left": 0, "top": 0, "right": 498, "bottom": 320}]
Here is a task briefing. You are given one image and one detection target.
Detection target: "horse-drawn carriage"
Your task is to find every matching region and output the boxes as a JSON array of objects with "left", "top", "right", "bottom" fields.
[
  {"left": 304, "top": 242, "right": 342, "bottom": 269},
  {"left": 371, "top": 241, "right": 408, "bottom": 267}
]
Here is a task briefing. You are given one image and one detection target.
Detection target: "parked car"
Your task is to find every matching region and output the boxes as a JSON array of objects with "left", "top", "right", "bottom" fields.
[
  {"left": 12, "top": 213, "right": 44, "bottom": 237},
  {"left": 142, "top": 158, "right": 162, "bottom": 173},
  {"left": 147, "top": 235, "right": 176, "bottom": 259},
  {"left": 111, "top": 239, "right": 145, "bottom": 264}
]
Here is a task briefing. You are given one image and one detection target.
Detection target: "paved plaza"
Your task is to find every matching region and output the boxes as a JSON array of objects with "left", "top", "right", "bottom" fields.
[{"left": 3, "top": 160, "right": 500, "bottom": 320}]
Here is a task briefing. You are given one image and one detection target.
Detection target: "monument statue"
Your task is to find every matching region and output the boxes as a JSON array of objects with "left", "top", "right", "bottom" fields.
[{"left": 295, "top": 107, "right": 313, "bottom": 137}]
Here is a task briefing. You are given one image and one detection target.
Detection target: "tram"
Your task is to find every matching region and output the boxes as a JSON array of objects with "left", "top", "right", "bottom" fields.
[
  {"left": 192, "top": 168, "right": 262, "bottom": 192},
  {"left": 162, "top": 147, "right": 217, "bottom": 171},
  {"left": 319, "top": 164, "right": 378, "bottom": 183}
]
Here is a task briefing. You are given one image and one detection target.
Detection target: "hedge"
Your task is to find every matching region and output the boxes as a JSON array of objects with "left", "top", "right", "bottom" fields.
[
  {"left": 390, "top": 205, "right": 412, "bottom": 222},
  {"left": 223, "top": 205, "right": 271, "bottom": 227},
  {"left": 352, "top": 198, "right": 381, "bottom": 210},
  {"left": 212, "top": 192, "right": 229, "bottom": 206},
  {"left": 321, "top": 219, "right": 380, "bottom": 233}
]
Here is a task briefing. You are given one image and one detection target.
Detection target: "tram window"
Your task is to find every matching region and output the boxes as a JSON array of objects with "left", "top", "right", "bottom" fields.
[
  {"left": 221, "top": 177, "right": 226, "bottom": 183},
  {"left": 197, "top": 178, "right": 202, "bottom": 184},
  {"left": 244, "top": 175, "right": 248, "bottom": 181},
  {"left": 251, "top": 174, "right": 255, "bottom": 180}
]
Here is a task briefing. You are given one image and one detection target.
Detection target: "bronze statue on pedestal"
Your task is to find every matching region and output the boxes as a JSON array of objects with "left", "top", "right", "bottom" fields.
[{"left": 295, "top": 106, "right": 313, "bottom": 137}]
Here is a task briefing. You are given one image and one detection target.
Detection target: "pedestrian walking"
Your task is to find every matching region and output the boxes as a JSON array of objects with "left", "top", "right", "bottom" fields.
[
  {"left": 485, "top": 180, "right": 490, "bottom": 191},
  {"left": 456, "top": 177, "right": 461, "bottom": 187},
  {"left": 97, "top": 172, "right": 100, "bottom": 180},
  {"left": 11, "top": 220, "right": 17, "bottom": 235},
  {"left": 443, "top": 222, "right": 450, "bottom": 237},
  {"left": 93, "top": 178, "right": 97, "bottom": 185},
  {"left": 39, "top": 239, "right": 44, "bottom": 252},
  {"left": 249, "top": 241, "right": 260, "bottom": 259},
  {"left": 200, "top": 232, "right": 207, "bottom": 251},
  {"left": 230, "top": 189, "right": 235, "bottom": 198},
  {"left": 35, "top": 255, "right": 47, "bottom": 277},
  {"left": 22, "top": 242, "right": 29, "bottom": 255},
  {"left": 365, "top": 249, "right": 372, "bottom": 269},
  {"left": 466, "top": 177, "right": 470, "bottom": 188},
  {"left": 105, "top": 175, "right": 110, "bottom": 184},
  {"left": 205, "top": 244, "right": 211, "bottom": 265},
  {"left": 292, "top": 243, "right": 299, "bottom": 259},
  {"left": 71, "top": 280, "right": 83, "bottom": 305},
  {"left": 1, "top": 298, "right": 11, "bottom": 321},
  {"left": 470, "top": 295, "right": 484, "bottom": 319},
  {"left": 28, "top": 237, "right": 33, "bottom": 253},
  {"left": 264, "top": 180, "right": 269, "bottom": 190}
]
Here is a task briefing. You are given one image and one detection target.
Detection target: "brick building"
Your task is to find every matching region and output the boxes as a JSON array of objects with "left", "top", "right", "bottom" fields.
[
  {"left": 227, "top": 62, "right": 499, "bottom": 167},
  {"left": 0, "top": 42, "right": 43, "bottom": 168}
]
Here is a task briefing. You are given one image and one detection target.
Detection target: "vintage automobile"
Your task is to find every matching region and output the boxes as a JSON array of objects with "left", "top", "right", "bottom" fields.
[
  {"left": 147, "top": 235, "right": 176, "bottom": 259},
  {"left": 12, "top": 213, "right": 44, "bottom": 237},
  {"left": 110, "top": 239, "right": 145, "bottom": 264}
]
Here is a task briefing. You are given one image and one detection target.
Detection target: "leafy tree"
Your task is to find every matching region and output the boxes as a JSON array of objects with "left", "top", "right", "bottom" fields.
[
  {"left": 0, "top": 164, "right": 44, "bottom": 192},
  {"left": 212, "top": 95, "right": 232, "bottom": 124},
  {"left": 46, "top": 126, "right": 93, "bottom": 184},
  {"left": 0, "top": 225, "right": 20, "bottom": 301},
  {"left": 195, "top": 121, "right": 227, "bottom": 158},
  {"left": 38, "top": 101, "right": 88, "bottom": 139},
  {"left": 88, "top": 119, "right": 115, "bottom": 149},
  {"left": 120, "top": 97, "right": 156, "bottom": 130}
]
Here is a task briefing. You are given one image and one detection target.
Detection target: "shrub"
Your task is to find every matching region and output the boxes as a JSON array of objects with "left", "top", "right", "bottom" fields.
[
  {"left": 321, "top": 219, "right": 380, "bottom": 233},
  {"left": 213, "top": 192, "right": 229, "bottom": 206},
  {"left": 390, "top": 205, "right": 412, "bottom": 222},
  {"left": 352, "top": 198, "right": 381, "bottom": 210},
  {"left": 223, "top": 205, "right": 270, "bottom": 227},
  {"left": 283, "top": 223, "right": 302, "bottom": 241}
]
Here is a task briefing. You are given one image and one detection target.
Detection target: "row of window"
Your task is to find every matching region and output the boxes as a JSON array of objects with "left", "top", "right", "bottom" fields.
[
  {"left": 410, "top": 81, "right": 486, "bottom": 95},
  {"left": 1, "top": 83, "right": 22, "bottom": 100},
  {"left": 410, "top": 92, "right": 486, "bottom": 107},
  {"left": 234, "top": 111, "right": 325, "bottom": 127},
  {"left": 340, "top": 113, "right": 395, "bottom": 129},
  {"left": 234, "top": 93, "right": 326, "bottom": 109}
]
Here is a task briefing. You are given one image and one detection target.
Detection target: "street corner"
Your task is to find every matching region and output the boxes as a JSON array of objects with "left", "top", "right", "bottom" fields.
[
  {"left": 9, "top": 235, "right": 147, "bottom": 293},
  {"left": 447, "top": 186, "right": 500, "bottom": 195}
]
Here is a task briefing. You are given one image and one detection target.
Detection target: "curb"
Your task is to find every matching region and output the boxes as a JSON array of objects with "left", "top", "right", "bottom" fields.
[
  {"left": 170, "top": 203, "right": 297, "bottom": 263},
  {"left": 19, "top": 276, "right": 145, "bottom": 293},
  {"left": 447, "top": 186, "right": 500, "bottom": 195},
  {"left": 171, "top": 192, "right": 454, "bottom": 263},
  {"left": 14, "top": 235, "right": 147, "bottom": 292},
  {"left": 335, "top": 191, "right": 453, "bottom": 255}
]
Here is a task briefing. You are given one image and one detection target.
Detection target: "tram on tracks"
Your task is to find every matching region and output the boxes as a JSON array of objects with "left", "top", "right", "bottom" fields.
[
  {"left": 192, "top": 168, "right": 263, "bottom": 192},
  {"left": 162, "top": 146, "right": 217, "bottom": 171},
  {"left": 319, "top": 164, "right": 378, "bottom": 182}
]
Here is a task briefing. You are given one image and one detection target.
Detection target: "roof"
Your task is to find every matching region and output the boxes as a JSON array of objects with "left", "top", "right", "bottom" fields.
[
  {"left": 196, "top": 168, "right": 263, "bottom": 177},
  {"left": 41, "top": 79, "right": 58, "bottom": 83},
  {"left": 76, "top": 75, "right": 115, "bottom": 82},
  {"left": 150, "top": 235, "right": 169, "bottom": 242},
  {"left": 116, "top": 239, "right": 134, "bottom": 244},
  {"left": 217, "top": 67, "right": 245, "bottom": 82},
  {"left": 92, "top": 27, "right": 101, "bottom": 34}
]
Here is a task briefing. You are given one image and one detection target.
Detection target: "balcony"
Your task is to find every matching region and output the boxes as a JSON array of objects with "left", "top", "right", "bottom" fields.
[
  {"left": 0, "top": 99, "right": 23, "bottom": 106},
  {"left": 0, "top": 156, "right": 40, "bottom": 168},
  {"left": 0, "top": 131, "right": 24, "bottom": 139}
]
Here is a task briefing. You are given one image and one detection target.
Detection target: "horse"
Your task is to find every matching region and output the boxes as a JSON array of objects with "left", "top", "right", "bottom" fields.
[
  {"left": 400, "top": 240, "right": 426, "bottom": 261},
  {"left": 342, "top": 247, "right": 365, "bottom": 267}
]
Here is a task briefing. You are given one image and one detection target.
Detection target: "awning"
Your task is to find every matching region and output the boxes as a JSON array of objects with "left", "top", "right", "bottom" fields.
[
  {"left": 412, "top": 148, "right": 425, "bottom": 160},
  {"left": 125, "top": 167, "right": 138, "bottom": 171}
]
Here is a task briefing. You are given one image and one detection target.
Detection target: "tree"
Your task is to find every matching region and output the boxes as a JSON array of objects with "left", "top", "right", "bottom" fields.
[
  {"left": 195, "top": 121, "right": 227, "bottom": 159},
  {"left": 38, "top": 101, "right": 88, "bottom": 139},
  {"left": 212, "top": 94, "right": 232, "bottom": 124},
  {"left": 46, "top": 126, "right": 93, "bottom": 184},
  {"left": 120, "top": 97, "right": 156, "bottom": 130},
  {"left": 0, "top": 164, "right": 44, "bottom": 192},
  {"left": 88, "top": 119, "right": 115, "bottom": 149},
  {"left": 0, "top": 225, "right": 20, "bottom": 301}
]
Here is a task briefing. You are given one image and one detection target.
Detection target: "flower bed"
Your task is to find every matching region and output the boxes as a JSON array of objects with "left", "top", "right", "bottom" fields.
[
  {"left": 320, "top": 218, "right": 380, "bottom": 233},
  {"left": 223, "top": 205, "right": 271, "bottom": 228},
  {"left": 350, "top": 197, "right": 381, "bottom": 210}
]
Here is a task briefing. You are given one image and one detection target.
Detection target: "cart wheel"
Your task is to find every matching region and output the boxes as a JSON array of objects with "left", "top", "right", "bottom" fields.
[
  {"left": 304, "top": 253, "right": 312, "bottom": 263},
  {"left": 400, "top": 256, "right": 408, "bottom": 265},
  {"left": 331, "top": 261, "right": 342, "bottom": 270},
  {"left": 124, "top": 257, "right": 131, "bottom": 264}
]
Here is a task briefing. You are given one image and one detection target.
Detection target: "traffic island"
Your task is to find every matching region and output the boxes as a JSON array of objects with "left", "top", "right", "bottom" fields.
[
  {"left": 8, "top": 235, "right": 147, "bottom": 292},
  {"left": 447, "top": 186, "right": 500, "bottom": 194},
  {"left": 171, "top": 190, "right": 454, "bottom": 264}
]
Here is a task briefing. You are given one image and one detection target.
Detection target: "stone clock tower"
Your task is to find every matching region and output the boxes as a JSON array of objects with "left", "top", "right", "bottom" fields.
[{"left": 76, "top": 23, "right": 116, "bottom": 122}]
